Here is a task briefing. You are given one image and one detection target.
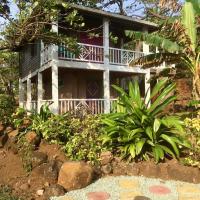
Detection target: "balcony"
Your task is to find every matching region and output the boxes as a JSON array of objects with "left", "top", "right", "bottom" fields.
[{"left": 41, "top": 43, "right": 144, "bottom": 66}]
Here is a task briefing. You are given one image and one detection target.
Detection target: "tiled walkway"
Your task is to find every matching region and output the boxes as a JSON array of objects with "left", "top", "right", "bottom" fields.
[{"left": 51, "top": 176, "right": 200, "bottom": 200}]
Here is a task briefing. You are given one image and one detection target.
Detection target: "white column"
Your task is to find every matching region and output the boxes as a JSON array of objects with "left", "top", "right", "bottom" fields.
[
  {"left": 103, "top": 69, "right": 110, "bottom": 113},
  {"left": 19, "top": 78, "right": 24, "bottom": 108},
  {"left": 52, "top": 65, "right": 59, "bottom": 114},
  {"left": 145, "top": 69, "right": 151, "bottom": 105},
  {"left": 37, "top": 72, "right": 43, "bottom": 112},
  {"left": 26, "top": 78, "right": 31, "bottom": 110},
  {"left": 103, "top": 18, "right": 109, "bottom": 65}
]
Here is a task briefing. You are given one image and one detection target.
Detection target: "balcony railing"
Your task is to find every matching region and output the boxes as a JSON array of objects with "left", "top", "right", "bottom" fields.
[
  {"left": 41, "top": 43, "right": 144, "bottom": 66},
  {"left": 109, "top": 47, "right": 144, "bottom": 65},
  {"left": 58, "top": 43, "right": 104, "bottom": 63}
]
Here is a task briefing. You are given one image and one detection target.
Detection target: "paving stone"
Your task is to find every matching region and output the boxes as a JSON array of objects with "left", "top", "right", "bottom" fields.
[
  {"left": 177, "top": 184, "right": 200, "bottom": 194},
  {"left": 119, "top": 179, "right": 139, "bottom": 190},
  {"left": 149, "top": 185, "right": 171, "bottom": 195},
  {"left": 87, "top": 192, "right": 110, "bottom": 200},
  {"left": 120, "top": 191, "right": 142, "bottom": 200},
  {"left": 58, "top": 197, "right": 74, "bottom": 200}
]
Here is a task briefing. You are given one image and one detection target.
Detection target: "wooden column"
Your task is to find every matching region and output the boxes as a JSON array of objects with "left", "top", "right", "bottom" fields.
[{"left": 103, "top": 18, "right": 110, "bottom": 65}]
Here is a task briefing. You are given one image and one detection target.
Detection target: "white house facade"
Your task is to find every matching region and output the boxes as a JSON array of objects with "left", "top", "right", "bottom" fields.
[{"left": 19, "top": 4, "right": 157, "bottom": 114}]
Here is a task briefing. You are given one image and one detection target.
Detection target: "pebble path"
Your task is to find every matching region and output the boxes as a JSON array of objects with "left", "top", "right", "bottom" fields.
[{"left": 51, "top": 176, "right": 200, "bottom": 200}]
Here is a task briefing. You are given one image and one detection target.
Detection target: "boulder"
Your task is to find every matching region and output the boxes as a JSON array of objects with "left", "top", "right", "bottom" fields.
[
  {"left": 43, "top": 184, "right": 65, "bottom": 199},
  {"left": 101, "top": 163, "right": 113, "bottom": 175},
  {"left": 5, "top": 126, "right": 13, "bottom": 134},
  {"left": 58, "top": 161, "right": 94, "bottom": 191},
  {"left": 8, "top": 129, "right": 19, "bottom": 139},
  {"left": 25, "top": 131, "right": 41, "bottom": 147},
  {"left": 31, "top": 151, "right": 48, "bottom": 168},
  {"left": 32, "top": 160, "right": 59, "bottom": 184},
  {"left": 0, "top": 124, "right": 5, "bottom": 133},
  {"left": 0, "top": 133, "right": 8, "bottom": 148},
  {"left": 100, "top": 151, "right": 113, "bottom": 165}
]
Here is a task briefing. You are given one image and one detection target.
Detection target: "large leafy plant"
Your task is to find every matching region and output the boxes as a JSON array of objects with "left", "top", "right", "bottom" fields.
[
  {"left": 126, "top": 0, "right": 200, "bottom": 100},
  {"left": 102, "top": 79, "right": 190, "bottom": 162}
]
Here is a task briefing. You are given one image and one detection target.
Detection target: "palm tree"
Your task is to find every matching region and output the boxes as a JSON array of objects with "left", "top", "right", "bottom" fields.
[{"left": 126, "top": 0, "right": 200, "bottom": 100}]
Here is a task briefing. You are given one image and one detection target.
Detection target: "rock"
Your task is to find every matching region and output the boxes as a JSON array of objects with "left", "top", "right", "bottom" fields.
[
  {"left": 25, "top": 131, "right": 41, "bottom": 147},
  {"left": 58, "top": 161, "right": 94, "bottom": 191},
  {"left": 167, "top": 163, "right": 200, "bottom": 183},
  {"left": 44, "top": 184, "right": 65, "bottom": 199},
  {"left": 20, "top": 183, "right": 30, "bottom": 191},
  {"left": 0, "top": 133, "right": 8, "bottom": 148},
  {"left": 31, "top": 151, "right": 48, "bottom": 168},
  {"left": 5, "top": 126, "right": 13, "bottom": 134},
  {"left": 36, "top": 189, "right": 44, "bottom": 196},
  {"left": 101, "top": 163, "right": 113, "bottom": 175},
  {"left": 0, "top": 124, "right": 5, "bottom": 133},
  {"left": 100, "top": 151, "right": 113, "bottom": 165},
  {"left": 32, "top": 162, "right": 59, "bottom": 183},
  {"left": 7, "top": 141, "right": 18, "bottom": 154},
  {"left": 8, "top": 129, "right": 19, "bottom": 138}
]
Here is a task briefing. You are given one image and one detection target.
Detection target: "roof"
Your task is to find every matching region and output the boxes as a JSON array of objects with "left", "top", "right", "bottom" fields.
[{"left": 70, "top": 4, "right": 158, "bottom": 30}]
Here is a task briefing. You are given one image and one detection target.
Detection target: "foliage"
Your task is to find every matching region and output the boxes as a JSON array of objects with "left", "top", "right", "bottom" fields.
[
  {"left": 0, "top": 185, "right": 22, "bottom": 200},
  {"left": 126, "top": 0, "right": 200, "bottom": 100},
  {"left": 101, "top": 79, "right": 190, "bottom": 163},
  {"left": 0, "top": 94, "right": 16, "bottom": 124},
  {"left": 183, "top": 113, "right": 200, "bottom": 168},
  {"left": 64, "top": 115, "right": 106, "bottom": 164},
  {"left": 17, "top": 136, "right": 34, "bottom": 172}
]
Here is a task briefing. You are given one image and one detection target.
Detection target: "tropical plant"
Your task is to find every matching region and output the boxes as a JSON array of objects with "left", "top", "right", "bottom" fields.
[
  {"left": 64, "top": 115, "right": 107, "bottom": 164},
  {"left": 101, "top": 79, "right": 190, "bottom": 163},
  {"left": 0, "top": 94, "right": 16, "bottom": 124},
  {"left": 126, "top": 0, "right": 200, "bottom": 100}
]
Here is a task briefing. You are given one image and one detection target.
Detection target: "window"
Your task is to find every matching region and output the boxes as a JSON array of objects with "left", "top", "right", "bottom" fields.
[{"left": 30, "top": 42, "right": 37, "bottom": 57}]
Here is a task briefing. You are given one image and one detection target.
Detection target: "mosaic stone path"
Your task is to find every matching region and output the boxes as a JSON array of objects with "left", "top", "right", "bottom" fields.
[{"left": 51, "top": 176, "right": 200, "bottom": 200}]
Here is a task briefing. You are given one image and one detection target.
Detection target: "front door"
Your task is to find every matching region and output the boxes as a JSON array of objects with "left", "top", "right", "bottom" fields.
[{"left": 86, "top": 80, "right": 102, "bottom": 99}]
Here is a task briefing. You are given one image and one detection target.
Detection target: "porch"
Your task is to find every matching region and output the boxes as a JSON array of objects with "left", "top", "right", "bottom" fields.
[{"left": 20, "top": 68, "right": 148, "bottom": 114}]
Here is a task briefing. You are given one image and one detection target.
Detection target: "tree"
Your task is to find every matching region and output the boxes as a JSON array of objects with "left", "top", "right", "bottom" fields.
[{"left": 126, "top": 0, "right": 200, "bottom": 100}]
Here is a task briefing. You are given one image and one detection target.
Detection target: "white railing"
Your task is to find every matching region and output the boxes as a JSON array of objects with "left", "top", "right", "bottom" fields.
[
  {"left": 59, "top": 99, "right": 105, "bottom": 114},
  {"left": 58, "top": 43, "right": 104, "bottom": 63},
  {"left": 41, "top": 45, "right": 53, "bottom": 66},
  {"left": 31, "top": 101, "right": 37, "bottom": 111},
  {"left": 109, "top": 47, "right": 144, "bottom": 65}
]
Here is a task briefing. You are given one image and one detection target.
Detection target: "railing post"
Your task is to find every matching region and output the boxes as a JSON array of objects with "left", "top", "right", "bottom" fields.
[
  {"left": 103, "top": 18, "right": 110, "bottom": 65},
  {"left": 103, "top": 69, "right": 110, "bottom": 113},
  {"left": 26, "top": 78, "right": 31, "bottom": 110},
  {"left": 37, "top": 72, "right": 43, "bottom": 113},
  {"left": 19, "top": 78, "right": 24, "bottom": 108}
]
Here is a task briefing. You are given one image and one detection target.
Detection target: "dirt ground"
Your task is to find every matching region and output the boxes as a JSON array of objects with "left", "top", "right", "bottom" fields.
[{"left": 0, "top": 141, "right": 200, "bottom": 199}]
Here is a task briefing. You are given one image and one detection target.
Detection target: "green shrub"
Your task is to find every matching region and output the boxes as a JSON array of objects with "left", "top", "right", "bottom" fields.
[
  {"left": 102, "top": 78, "right": 190, "bottom": 163},
  {"left": 183, "top": 114, "right": 200, "bottom": 167},
  {"left": 0, "top": 94, "right": 15, "bottom": 124},
  {"left": 64, "top": 115, "right": 107, "bottom": 164}
]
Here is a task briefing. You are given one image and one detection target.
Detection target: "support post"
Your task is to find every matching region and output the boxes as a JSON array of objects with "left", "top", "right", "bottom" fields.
[
  {"left": 19, "top": 78, "right": 24, "bottom": 108},
  {"left": 103, "top": 18, "right": 110, "bottom": 65},
  {"left": 52, "top": 64, "right": 59, "bottom": 114},
  {"left": 37, "top": 72, "right": 43, "bottom": 112},
  {"left": 26, "top": 78, "right": 31, "bottom": 110},
  {"left": 103, "top": 69, "right": 110, "bottom": 113},
  {"left": 145, "top": 69, "right": 151, "bottom": 105}
]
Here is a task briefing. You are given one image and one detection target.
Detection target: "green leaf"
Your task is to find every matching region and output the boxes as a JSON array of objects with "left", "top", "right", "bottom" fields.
[
  {"left": 129, "top": 144, "right": 136, "bottom": 158},
  {"left": 153, "top": 118, "right": 160, "bottom": 133},
  {"left": 145, "top": 127, "right": 153, "bottom": 141},
  {"left": 136, "top": 139, "right": 146, "bottom": 155},
  {"left": 160, "top": 134, "right": 180, "bottom": 157}
]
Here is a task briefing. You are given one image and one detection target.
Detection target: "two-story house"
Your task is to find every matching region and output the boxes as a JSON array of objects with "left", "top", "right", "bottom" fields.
[{"left": 19, "top": 4, "right": 157, "bottom": 114}]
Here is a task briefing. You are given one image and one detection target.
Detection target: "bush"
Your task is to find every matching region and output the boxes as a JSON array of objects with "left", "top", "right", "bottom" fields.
[
  {"left": 0, "top": 94, "right": 15, "bottom": 124},
  {"left": 64, "top": 115, "right": 107, "bottom": 164},
  {"left": 183, "top": 114, "right": 200, "bottom": 167},
  {"left": 102, "top": 78, "right": 190, "bottom": 163}
]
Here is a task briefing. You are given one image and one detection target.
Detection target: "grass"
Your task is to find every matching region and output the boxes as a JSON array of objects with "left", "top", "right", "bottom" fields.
[{"left": 0, "top": 185, "right": 22, "bottom": 200}]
